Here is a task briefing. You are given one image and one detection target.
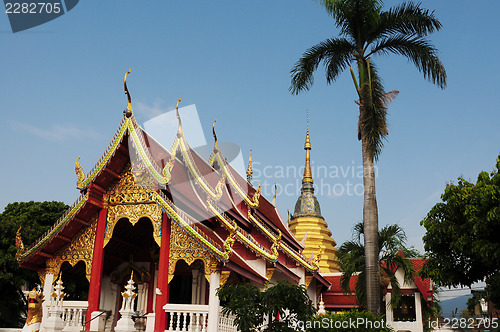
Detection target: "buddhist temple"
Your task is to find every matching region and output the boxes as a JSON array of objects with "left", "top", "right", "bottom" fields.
[
  {"left": 14, "top": 71, "right": 434, "bottom": 332},
  {"left": 14, "top": 71, "right": 330, "bottom": 332}
]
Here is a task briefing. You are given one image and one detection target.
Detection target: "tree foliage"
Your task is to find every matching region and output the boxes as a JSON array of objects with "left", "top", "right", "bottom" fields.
[
  {"left": 0, "top": 201, "right": 68, "bottom": 327},
  {"left": 420, "top": 154, "right": 500, "bottom": 307},
  {"left": 338, "top": 222, "right": 415, "bottom": 309},
  {"left": 217, "top": 280, "right": 316, "bottom": 332}
]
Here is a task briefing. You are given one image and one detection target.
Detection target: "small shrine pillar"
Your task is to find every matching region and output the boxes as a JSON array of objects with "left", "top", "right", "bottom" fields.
[
  {"left": 206, "top": 266, "right": 220, "bottom": 332},
  {"left": 86, "top": 208, "right": 107, "bottom": 330},
  {"left": 114, "top": 272, "right": 137, "bottom": 332},
  {"left": 43, "top": 278, "right": 65, "bottom": 332}
]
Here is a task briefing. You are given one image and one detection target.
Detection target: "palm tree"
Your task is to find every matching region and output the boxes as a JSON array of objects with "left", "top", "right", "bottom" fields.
[
  {"left": 290, "top": 0, "right": 446, "bottom": 313},
  {"left": 338, "top": 222, "right": 416, "bottom": 310}
]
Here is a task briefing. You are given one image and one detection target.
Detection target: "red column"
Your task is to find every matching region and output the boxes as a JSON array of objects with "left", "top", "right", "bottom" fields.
[
  {"left": 85, "top": 207, "right": 107, "bottom": 330},
  {"left": 154, "top": 213, "right": 171, "bottom": 332}
]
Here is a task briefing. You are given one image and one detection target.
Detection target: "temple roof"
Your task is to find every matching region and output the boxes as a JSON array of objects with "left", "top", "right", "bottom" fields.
[{"left": 16, "top": 76, "right": 325, "bottom": 280}]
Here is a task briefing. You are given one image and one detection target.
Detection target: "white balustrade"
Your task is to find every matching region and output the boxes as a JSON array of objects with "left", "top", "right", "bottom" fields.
[
  {"left": 163, "top": 304, "right": 209, "bottom": 332},
  {"left": 62, "top": 301, "right": 88, "bottom": 331},
  {"left": 218, "top": 313, "right": 237, "bottom": 332}
]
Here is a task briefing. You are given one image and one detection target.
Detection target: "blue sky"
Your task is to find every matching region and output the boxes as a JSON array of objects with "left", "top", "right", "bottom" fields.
[{"left": 1, "top": 0, "right": 499, "bottom": 259}]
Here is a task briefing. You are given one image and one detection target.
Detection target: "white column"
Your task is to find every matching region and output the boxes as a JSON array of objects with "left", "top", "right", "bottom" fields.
[
  {"left": 414, "top": 292, "right": 423, "bottom": 332},
  {"left": 42, "top": 273, "right": 55, "bottom": 326},
  {"left": 200, "top": 275, "right": 206, "bottom": 305},
  {"left": 192, "top": 269, "right": 200, "bottom": 304},
  {"left": 206, "top": 272, "right": 220, "bottom": 332},
  {"left": 385, "top": 293, "right": 393, "bottom": 326},
  {"left": 137, "top": 284, "right": 147, "bottom": 314}
]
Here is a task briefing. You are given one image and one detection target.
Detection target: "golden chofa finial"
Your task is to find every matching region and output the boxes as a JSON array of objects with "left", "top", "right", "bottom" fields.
[
  {"left": 272, "top": 183, "right": 277, "bottom": 205},
  {"left": 124, "top": 69, "right": 133, "bottom": 118},
  {"left": 246, "top": 149, "right": 253, "bottom": 182},
  {"left": 176, "top": 97, "right": 183, "bottom": 134},
  {"left": 212, "top": 119, "right": 219, "bottom": 151},
  {"left": 303, "top": 111, "right": 313, "bottom": 184}
]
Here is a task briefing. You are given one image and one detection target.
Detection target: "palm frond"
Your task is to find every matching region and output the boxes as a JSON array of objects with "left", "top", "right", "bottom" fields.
[
  {"left": 357, "top": 62, "right": 393, "bottom": 160},
  {"left": 379, "top": 224, "right": 407, "bottom": 253},
  {"left": 367, "top": 35, "right": 447, "bottom": 88},
  {"left": 368, "top": 2, "right": 442, "bottom": 45},
  {"left": 316, "top": 0, "right": 383, "bottom": 46},
  {"left": 290, "top": 38, "right": 355, "bottom": 94}
]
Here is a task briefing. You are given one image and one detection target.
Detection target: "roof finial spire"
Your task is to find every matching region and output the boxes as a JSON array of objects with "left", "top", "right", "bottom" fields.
[
  {"left": 303, "top": 110, "right": 313, "bottom": 184},
  {"left": 176, "top": 97, "right": 183, "bottom": 134},
  {"left": 247, "top": 149, "right": 253, "bottom": 182},
  {"left": 124, "top": 69, "right": 133, "bottom": 118}
]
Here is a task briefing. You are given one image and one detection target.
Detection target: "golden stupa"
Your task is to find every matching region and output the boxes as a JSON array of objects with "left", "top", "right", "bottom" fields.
[{"left": 288, "top": 121, "right": 340, "bottom": 273}]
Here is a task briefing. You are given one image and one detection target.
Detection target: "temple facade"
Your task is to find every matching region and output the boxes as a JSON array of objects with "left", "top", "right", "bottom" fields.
[
  {"left": 15, "top": 73, "right": 330, "bottom": 332},
  {"left": 15, "top": 72, "right": 433, "bottom": 332}
]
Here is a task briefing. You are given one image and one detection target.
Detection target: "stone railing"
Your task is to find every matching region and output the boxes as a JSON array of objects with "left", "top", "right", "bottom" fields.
[
  {"left": 163, "top": 304, "right": 209, "bottom": 332},
  {"left": 61, "top": 301, "right": 88, "bottom": 331}
]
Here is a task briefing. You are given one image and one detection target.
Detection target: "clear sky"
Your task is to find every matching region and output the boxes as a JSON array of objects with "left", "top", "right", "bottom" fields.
[{"left": 1, "top": 0, "right": 499, "bottom": 259}]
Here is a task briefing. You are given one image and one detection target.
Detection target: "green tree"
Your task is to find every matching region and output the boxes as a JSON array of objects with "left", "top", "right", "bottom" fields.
[
  {"left": 0, "top": 201, "right": 68, "bottom": 328},
  {"left": 290, "top": 0, "right": 446, "bottom": 313},
  {"left": 338, "top": 222, "right": 415, "bottom": 309},
  {"left": 217, "top": 280, "right": 316, "bottom": 332},
  {"left": 420, "top": 154, "right": 500, "bottom": 308}
]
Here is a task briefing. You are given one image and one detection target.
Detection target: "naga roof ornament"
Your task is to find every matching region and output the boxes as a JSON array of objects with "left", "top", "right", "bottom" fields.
[
  {"left": 124, "top": 69, "right": 133, "bottom": 118},
  {"left": 175, "top": 97, "right": 183, "bottom": 135},
  {"left": 15, "top": 226, "right": 24, "bottom": 260}
]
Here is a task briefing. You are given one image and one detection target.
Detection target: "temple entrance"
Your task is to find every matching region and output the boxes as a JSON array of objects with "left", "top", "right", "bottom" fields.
[
  {"left": 102, "top": 216, "right": 158, "bottom": 330},
  {"left": 60, "top": 261, "right": 90, "bottom": 300},
  {"left": 169, "top": 259, "right": 207, "bottom": 305}
]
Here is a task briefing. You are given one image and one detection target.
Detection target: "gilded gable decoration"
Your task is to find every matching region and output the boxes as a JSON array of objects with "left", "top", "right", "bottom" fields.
[
  {"left": 168, "top": 222, "right": 216, "bottom": 284},
  {"left": 104, "top": 165, "right": 162, "bottom": 247},
  {"left": 45, "top": 215, "right": 98, "bottom": 281}
]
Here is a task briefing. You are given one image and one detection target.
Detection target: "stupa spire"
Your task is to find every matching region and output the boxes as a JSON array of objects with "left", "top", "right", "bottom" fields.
[{"left": 302, "top": 111, "right": 313, "bottom": 184}]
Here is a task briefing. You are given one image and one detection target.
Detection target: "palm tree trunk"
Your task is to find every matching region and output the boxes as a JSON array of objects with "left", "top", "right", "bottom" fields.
[{"left": 362, "top": 138, "right": 381, "bottom": 314}]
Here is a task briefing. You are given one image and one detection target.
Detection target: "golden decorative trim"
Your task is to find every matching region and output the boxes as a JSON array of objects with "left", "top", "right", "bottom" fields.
[
  {"left": 304, "top": 275, "right": 313, "bottom": 289},
  {"left": 104, "top": 165, "right": 162, "bottom": 247},
  {"left": 168, "top": 222, "right": 216, "bottom": 284},
  {"left": 266, "top": 267, "right": 275, "bottom": 281},
  {"left": 37, "top": 270, "right": 45, "bottom": 286},
  {"left": 107, "top": 166, "right": 157, "bottom": 205},
  {"left": 46, "top": 216, "right": 98, "bottom": 281},
  {"left": 105, "top": 204, "right": 162, "bottom": 247},
  {"left": 220, "top": 271, "right": 231, "bottom": 287}
]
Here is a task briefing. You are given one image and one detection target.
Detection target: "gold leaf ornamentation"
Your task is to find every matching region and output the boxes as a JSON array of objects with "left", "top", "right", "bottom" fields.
[
  {"left": 104, "top": 165, "right": 162, "bottom": 247},
  {"left": 304, "top": 275, "right": 313, "bottom": 290},
  {"left": 168, "top": 222, "right": 216, "bottom": 284},
  {"left": 46, "top": 216, "right": 98, "bottom": 281}
]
